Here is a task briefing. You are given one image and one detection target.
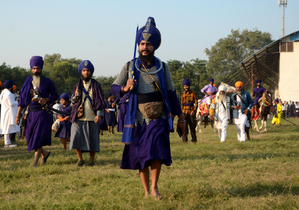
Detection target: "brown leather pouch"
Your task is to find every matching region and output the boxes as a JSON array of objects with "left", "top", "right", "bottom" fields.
[{"left": 138, "top": 101, "right": 164, "bottom": 120}]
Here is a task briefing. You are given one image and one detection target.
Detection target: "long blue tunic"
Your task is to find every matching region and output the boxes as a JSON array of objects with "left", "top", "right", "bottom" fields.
[{"left": 19, "top": 76, "right": 58, "bottom": 151}]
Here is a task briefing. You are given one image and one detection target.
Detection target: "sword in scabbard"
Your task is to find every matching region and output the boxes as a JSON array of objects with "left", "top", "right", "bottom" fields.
[{"left": 130, "top": 25, "right": 139, "bottom": 91}]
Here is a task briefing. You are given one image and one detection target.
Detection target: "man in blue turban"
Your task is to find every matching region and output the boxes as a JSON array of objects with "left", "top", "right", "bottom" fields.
[
  {"left": 0, "top": 80, "right": 19, "bottom": 148},
  {"left": 181, "top": 79, "right": 198, "bottom": 143},
  {"left": 16, "top": 56, "right": 59, "bottom": 166},
  {"left": 110, "top": 17, "right": 185, "bottom": 200},
  {"left": 69, "top": 60, "right": 105, "bottom": 167}
]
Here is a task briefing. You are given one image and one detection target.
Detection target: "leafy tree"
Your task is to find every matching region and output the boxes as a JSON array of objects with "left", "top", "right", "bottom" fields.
[
  {"left": 95, "top": 75, "right": 118, "bottom": 98},
  {"left": 205, "top": 29, "right": 273, "bottom": 83}
]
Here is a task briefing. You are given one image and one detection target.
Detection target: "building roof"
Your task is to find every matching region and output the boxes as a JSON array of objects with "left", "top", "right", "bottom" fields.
[{"left": 223, "top": 30, "right": 299, "bottom": 90}]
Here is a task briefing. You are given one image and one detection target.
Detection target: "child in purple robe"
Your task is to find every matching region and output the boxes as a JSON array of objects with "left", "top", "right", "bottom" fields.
[{"left": 55, "top": 93, "right": 72, "bottom": 150}]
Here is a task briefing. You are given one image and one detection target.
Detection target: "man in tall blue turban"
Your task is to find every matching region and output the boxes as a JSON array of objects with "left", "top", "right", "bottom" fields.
[
  {"left": 16, "top": 56, "right": 58, "bottom": 166},
  {"left": 69, "top": 60, "right": 105, "bottom": 167},
  {"left": 110, "top": 17, "right": 185, "bottom": 200}
]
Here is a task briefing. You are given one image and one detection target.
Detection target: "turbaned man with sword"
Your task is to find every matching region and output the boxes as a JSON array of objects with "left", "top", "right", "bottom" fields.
[
  {"left": 111, "top": 17, "right": 185, "bottom": 200},
  {"left": 16, "top": 56, "right": 59, "bottom": 167}
]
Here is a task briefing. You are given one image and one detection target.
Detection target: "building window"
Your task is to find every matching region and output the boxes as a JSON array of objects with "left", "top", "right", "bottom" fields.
[{"left": 280, "top": 42, "right": 293, "bottom": 52}]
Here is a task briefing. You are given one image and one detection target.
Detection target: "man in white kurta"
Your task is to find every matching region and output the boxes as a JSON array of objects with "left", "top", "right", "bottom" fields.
[
  {"left": 0, "top": 80, "right": 19, "bottom": 147},
  {"left": 209, "top": 85, "right": 230, "bottom": 142}
]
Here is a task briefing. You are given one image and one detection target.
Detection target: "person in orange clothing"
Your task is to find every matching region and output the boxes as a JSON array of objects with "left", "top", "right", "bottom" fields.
[
  {"left": 181, "top": 79, "right": 198, "bottom": 143},
  {"left": 54, "top": 93, "right": 72, "bottom": 150}
]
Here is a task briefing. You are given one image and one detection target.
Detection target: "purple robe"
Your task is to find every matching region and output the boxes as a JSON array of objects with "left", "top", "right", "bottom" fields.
[
  {"left": 117, "top": 93, "right": 130, "bottom": 132},
  {"left": 18, "top": 76, "right": 58, "bottom": 151},
  {"left": 70, "top": 79, "right": 105, "bottom": 123},
  {"left": 55, "top": 104, "right": 72, "bottom": 138},
  {"left": 252, "top": 86, "right": 266, "bottom": 105},
  {"left": 104, "top": 100, "right": 117, "bottom": 126}
]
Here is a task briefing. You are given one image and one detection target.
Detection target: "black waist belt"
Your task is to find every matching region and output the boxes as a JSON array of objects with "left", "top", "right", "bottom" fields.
[
  {"left": 256, "top": 93, "right": 262, "bottom": 97},
  {"left": 138, "top": 92, "right": 163, "bottom": 104},
  {"left": 29, "top": 104, "right": 43, "bottom": 112}
]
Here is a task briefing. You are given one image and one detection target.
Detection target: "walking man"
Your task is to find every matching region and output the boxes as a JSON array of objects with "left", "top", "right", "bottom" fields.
[
  {"left": 181, "top": 79, "right": 198, "bottom": 142},
  {"left": 0, "top": 80, "right": 19, "bottom": 148},
  {"left": 231, "top": 81, "right": 253, "bottom": 142},
  {"left": 16, "top": 56, "right": 58, "bottom": 166},
  {"left": 209, "top": 85, "right": 231, "bottom": 142},
  {"left": 110, "top": 17, "right": 185, "bottom": 200}
]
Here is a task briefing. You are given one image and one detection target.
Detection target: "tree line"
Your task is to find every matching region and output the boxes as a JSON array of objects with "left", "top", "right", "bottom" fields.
[{"left": 0, "top": 29, "right": 274, "bottom": 100}]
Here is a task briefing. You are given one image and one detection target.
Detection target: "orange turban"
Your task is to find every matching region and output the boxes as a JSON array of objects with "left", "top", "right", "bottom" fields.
[
  {"left": 235, "top": 81, "right": 243, "bottom": 88},
  {"left": 0, "top": 81, "right": 1, "bottom": 86},
  {"left": 13, "top": 85, "right": 17, "bottom": 91}
]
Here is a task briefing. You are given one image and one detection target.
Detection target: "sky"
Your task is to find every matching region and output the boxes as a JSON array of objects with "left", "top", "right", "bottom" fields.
[{"left": 1, "top": 0, "right": 298, "bottom": 77}]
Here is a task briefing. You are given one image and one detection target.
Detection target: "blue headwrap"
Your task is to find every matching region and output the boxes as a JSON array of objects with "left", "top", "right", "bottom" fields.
[
  {"left": 256, "top": 79, "right": 262, "bottom": 84},
  {"left": 30, "top": 56, "right": 44, "bottom": 70},
  {"left": 60, "top": 93, "right": 69, "bottom": 102},
  {"left": 209, "top": 78, "right": 214, "bottom": 82},
  {"left": 183, "top": 79, "right": 191, "bottom": 86},
  {"left": 3, "top": 80, "right": 14, "bottom": 89},
  {"left": 78, "top": 60, "right": 94, "bottom": 74},
  {"left": 274, "top": 99, "right": 279, "bottom": 103},
  {"left": 136, "top": 17, "right": 161, "bottom": 50},
  {"left": 106, "top": 90, "right": 112, "bottom": 98}
]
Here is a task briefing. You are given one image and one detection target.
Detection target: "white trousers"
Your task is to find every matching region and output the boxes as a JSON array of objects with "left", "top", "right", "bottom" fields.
[
  {"left": 4, "top": 134, "right": 11, "bottom": 145},
  {"left": 217, "top": 119, "right": 228, "bottom": 142},
  {"left": 235, "top": 114, "right": 248, "bottom": 142}
]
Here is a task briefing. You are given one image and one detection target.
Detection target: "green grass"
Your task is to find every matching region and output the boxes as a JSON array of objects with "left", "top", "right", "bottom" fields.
[{"left": 1, "top": 118, "right": 299, "bottom": 209}]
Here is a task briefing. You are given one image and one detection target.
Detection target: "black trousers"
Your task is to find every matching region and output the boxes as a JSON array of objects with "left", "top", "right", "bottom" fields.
[{"left": 182, "top": 113, "right": 197, "bottom": 143}]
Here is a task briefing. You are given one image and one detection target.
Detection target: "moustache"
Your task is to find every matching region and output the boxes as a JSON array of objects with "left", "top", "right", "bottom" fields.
[
  {"left": 141, "top": 50, "right": 150, "bottom": 53},
  {"left": 33, "top": 72, "right": 41, "bottom": 76}
]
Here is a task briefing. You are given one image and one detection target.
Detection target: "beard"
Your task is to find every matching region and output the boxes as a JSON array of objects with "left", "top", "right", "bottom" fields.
[
  {"left": 82, "top": 75, "right": 92, "bottom": 82},
  {"left": 139, "top": 50, "right": 155, "bottom": 62},
  {"left": 237, "top": 90, "right": 242, "bottom": 95},
  {"left": 219, "top": 94, "right": 226, "bottom": 102},
  {"left": 32, "top": 74, "right": 41, "bottom": 88}
]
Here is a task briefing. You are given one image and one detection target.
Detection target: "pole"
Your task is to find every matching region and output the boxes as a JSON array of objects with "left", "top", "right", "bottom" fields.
[{"left": 282, "top": 4, "right": 285, "bottom": 37}]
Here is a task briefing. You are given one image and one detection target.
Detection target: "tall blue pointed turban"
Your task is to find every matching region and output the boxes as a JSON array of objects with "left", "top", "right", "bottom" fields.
[
  {"left": 256, "top": 79, "right": 261, "bottom": 84},
  {"left": 30, "top": 56, "right": 44, "bottom": 70},
  {"left": 78, "top": 60, "right": 94, "bottom": 74},
  {"left": 60, "top": 93, "right": 69, "bottom": 102},
  {"left": 3, "top": 80, "right": 14, "bottom": 89},
  {"left": 183, "top": 79, "right": 191, "bottom": 86},
  {"left": 136, "top": 17, "right": 161, "bottom": 50}
]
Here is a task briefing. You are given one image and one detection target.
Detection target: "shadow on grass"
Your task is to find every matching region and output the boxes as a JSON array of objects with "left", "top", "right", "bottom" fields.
[
  {"left": 198, "top": 182, "right": 299, "bottom": 198},
  {"left": 173, "top": 150, "right": 299, "bottom": 162}
]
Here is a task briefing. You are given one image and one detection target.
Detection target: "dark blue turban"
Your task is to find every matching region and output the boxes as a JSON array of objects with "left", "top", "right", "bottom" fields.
[
  {"left": 256, "top": 79, "right": 261, "bottom": 84},
  {"left": 137, "top": 17, "right": 161, "bottom": 50},
  {"left": 209, "top": 78, "right": 214, "bottom": 83},
  {"left": 30, "top": 56, "right": 44, "bottom": 70},
  {"left": 60, "top": 93, "right": 69, "bottom": 102},
  {"left": 183, "top": 79, "right": 191, "bottom": 86},
  {"left": 106, "top": 90, "right": 112, "bottom": 98},
  {"left": 274, "top": 99, "right": 279, "bottom": 103},
  {"left": 78, "top": 60, "right": 94, "bottom": 74},
  {"left": 3, "top": 80, "right": 14, "bottom": 89}
]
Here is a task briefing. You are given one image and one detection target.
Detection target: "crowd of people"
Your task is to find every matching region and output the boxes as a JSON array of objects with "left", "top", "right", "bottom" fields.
[{"left": 0, "top": 17, "right": 298, "bottom": 200}]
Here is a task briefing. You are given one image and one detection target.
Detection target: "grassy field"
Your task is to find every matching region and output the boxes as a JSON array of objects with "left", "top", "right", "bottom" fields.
[{"left": 1, "top": 118, "right": 299, "bottom": 210}]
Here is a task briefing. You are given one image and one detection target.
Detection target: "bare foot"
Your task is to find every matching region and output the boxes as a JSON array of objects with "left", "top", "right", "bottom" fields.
[
  {"left": 151, "top": 188, "right": 162, "bottom": 201},
  {"left": 144, "top": 191, "right": 150, "bottom": 199}
]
